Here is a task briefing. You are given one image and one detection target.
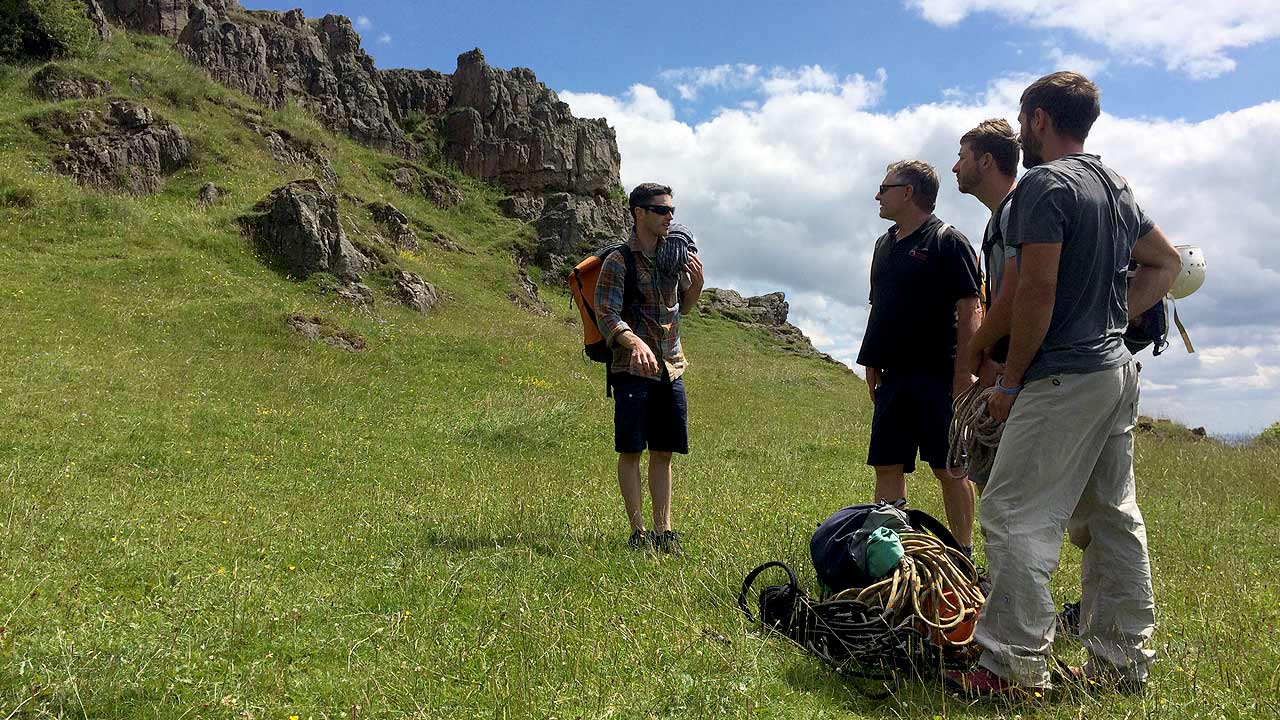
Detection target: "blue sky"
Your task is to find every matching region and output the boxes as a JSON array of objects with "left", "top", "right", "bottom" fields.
[
  {"left": 262, "top": 1, "right": 1280, "bottom": 434},
  {"left": 268, "top": 0, "right": 1279, "bottom": 123}
]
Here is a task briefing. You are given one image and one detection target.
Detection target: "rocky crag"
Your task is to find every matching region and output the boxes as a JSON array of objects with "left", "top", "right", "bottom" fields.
[
  {"left": 85, "top": 0, "right": 627, "bottom": 269},
  {"left": 699, "top": 289, "right": 845, "bottom": 366}
]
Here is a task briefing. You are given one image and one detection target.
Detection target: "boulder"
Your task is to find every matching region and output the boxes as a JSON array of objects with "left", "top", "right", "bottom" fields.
[
  {"left": 51, "top": 101, "right": 189, "bottom": 194},
  {"left": 240, "top": 179, "right": 370, "bottom": 281},
  {"left": 286, "top": 313, "right": 366, "bottom": 351},
  {"left": 29, "top": 64, "right": 112, "bottom": 101},
  {"left": 390, "top": 269, "right": 439, "bottom": 313},
  {"left": 197, "top": 181, "right": 226, "bottom": 205},
  {"left": 509, "top": 268, "right": 549, "bottom": 316},
  {"left": 366, "top": 202, "right": 419, "bottom": 250}
]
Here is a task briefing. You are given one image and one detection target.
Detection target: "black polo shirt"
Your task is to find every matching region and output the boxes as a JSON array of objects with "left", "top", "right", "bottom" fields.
[{"left": 856, "top": 215, "right": 981, "bottom": 372}]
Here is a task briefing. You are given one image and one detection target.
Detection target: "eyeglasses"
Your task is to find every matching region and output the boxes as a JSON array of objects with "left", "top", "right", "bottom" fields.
[
  {"left": 641, "top": 204, "right": 676, "bottom": 216},
  {"left": 878, "top": 184, "right": 910, "bottom": 194}
]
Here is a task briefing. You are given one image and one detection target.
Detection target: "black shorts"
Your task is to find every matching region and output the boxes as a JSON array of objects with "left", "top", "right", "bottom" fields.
[
  {"left": 867, "top": 368, "right": 952, "bottom": 473},
  {"left": 611, "top": 371, "right": 689, "bottom": 454}
]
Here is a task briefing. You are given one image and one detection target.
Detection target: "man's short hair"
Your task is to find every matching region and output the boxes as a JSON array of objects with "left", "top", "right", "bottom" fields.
[
  {"left": 1020, "top": 71, "right": 1101, "bottom": 143},
  {"left": 961, "top": 119, "right": 1020, "bottom": 177},
  {"left": 886, "top": 160, "right": 939, "bottom": 212},
  {"left": 628, "top": 183, "right": 673, "bottom": 212}
]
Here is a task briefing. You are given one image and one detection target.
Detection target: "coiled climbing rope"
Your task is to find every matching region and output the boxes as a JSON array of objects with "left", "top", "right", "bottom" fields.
[
  {"left": 947, "top": 381, "right": 1004, "bottom": 480},
  {"left": 832, "top": 532, "right": 985, "bottom": 644}
]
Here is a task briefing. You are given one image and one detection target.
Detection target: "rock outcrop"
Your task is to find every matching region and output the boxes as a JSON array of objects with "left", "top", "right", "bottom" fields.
[
  {"left": 379, "top": 68, "right": 451, "bottom": 122},
  {"left": 29, "top": 64, "right": 112, "bottom": 101},
  {"left": 87, "top": 2, "right": 628, "bottom": 269},
  {"left": 387, "top": 165, "right": 463, "bottom": 209},
  {"left": 286, "top": 313, "right": 366, "bottom": 351},
  {"left": 444, "top": 49, "right": 620, "bottom": 196},
  {"left": 239, "top": 179, "right": 369, "bottom": 281},
  {"left": 42, "top": 100, "right": 189, "bottom": 194},
  {"left": 528, "top": 192, "right": 630, "bottom": 272},
  {"left": 700, "top": 288, "right": 846, "bottom": 367},
  {"left": 390, "top": 270, "right": 439, "bottom": 314},
  {"left": 366, "top": 202, "right": 420, "bottom": 250}
]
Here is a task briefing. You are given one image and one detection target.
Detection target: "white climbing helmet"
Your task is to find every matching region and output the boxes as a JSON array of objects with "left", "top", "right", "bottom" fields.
[{"left": 1169, "top": 245, "right": 1206, "bottom": 300}]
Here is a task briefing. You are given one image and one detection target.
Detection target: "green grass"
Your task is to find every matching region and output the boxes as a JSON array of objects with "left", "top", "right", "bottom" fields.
[{"left": 2, "top": 33, "right": 1279, "bottom": 720}]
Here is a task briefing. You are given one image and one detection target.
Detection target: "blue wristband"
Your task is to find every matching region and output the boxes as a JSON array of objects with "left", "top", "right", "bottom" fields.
[{"left": 995, "top": 376, "right": 1022, "bottom": 395}]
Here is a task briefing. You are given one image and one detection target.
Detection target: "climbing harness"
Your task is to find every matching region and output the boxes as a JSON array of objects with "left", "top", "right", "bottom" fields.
[{"left": 947, "top": 381, "right": 1004, "bottom": 480}]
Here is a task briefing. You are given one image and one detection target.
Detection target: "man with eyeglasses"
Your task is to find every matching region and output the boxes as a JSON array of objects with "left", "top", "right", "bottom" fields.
[
  {"left": 593, "top": 182, "right": 704, "bottom": 555},
  {"left": 856, "top": 160, "right": 982, "bottom": 556}
]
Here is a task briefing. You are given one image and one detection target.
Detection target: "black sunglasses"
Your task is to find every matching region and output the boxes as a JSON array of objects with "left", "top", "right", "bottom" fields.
[
  {"left": 878, "top": 184, "right": 910, "bottom": 194},
  {"left": 641, "top": 204, "right": 676, "bottom": 216}
]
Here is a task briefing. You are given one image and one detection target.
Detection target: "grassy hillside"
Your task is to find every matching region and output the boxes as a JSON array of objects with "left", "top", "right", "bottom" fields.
[{"left": 1, "top": 33, "right": 1278, "bottom": 719}]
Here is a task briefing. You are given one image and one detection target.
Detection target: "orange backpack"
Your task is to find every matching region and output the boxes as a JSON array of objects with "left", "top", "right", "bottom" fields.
[{"left": 569, "top": 244, "right": 638, "bottom": 392}]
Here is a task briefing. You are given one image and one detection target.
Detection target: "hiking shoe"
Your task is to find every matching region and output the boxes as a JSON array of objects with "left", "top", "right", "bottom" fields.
[
  {"left": 628, "top": 529, "right": 655, "bottom": 552},
  {"left": 943, "top": 667, "right": 1047, "bottom": 699},
  {"left": 655, "top": 530, "right": 684, "bottom": 556},
  {"left": 1056, "top": 601, "right": 1081, "bottom": 637}
]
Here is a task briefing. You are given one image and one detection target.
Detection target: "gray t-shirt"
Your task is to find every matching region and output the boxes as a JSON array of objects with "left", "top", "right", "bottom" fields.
[
  {"left": 983, "top": 194, "right": 1016, "bottom": 302},
  {"left": 1008, "top": 154, "right": 1155, "bottom": 382}
]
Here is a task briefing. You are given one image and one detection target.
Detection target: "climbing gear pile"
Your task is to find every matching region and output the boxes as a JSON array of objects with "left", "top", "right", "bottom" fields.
[{"left": 740, "top": 523, "right": 986, "bottom": 682}]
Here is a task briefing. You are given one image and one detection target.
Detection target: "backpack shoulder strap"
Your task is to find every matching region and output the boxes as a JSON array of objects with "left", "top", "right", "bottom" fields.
[{"left": 617, "top": 244, "right": 639, "bottom": 311}]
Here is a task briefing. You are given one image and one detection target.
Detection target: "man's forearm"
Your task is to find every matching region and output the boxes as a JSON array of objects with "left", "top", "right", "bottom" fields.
[
  {"left": 971, "top": 292, "right": 1012, "bottom": 355},
  {"left": 955, "top": 296, "right": 982, "bottom": 367},
  {"left": 1127, "top": 265, "right": 1178, "bottom": 320},
  {"left": 679, "top": 284, "right": 703, "bottom": 315},
  {"left": 1002, "top": 283, "right": 1056, "bottom": 386}
]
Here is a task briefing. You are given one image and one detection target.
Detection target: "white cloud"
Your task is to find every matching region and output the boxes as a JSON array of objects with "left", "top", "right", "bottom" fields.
[
  {"left": 355, "top": 15, "right": 372, "bottom": 29},
  {"left": 658, "top": 64, "right": 760, "bottom": 101},
  {"left": 561, "top": 69, "right": 1280, "bottom": 434},
  {"left": 904, "top": 0, "right": 1280, "bottom": 79},
  {"left": 1045, "top": 46, "right": 1108, "bottom": 77},
  {"left": 377, "top": 33, "right": 392, "bottom": 45}
]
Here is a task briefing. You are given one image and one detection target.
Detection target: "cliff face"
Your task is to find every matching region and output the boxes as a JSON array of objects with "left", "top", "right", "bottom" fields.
[{"left": 90, "top": 0, "right": 628, "bottom": 266}]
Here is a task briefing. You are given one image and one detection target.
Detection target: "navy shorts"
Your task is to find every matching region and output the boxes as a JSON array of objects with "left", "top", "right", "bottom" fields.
[
  {"left": 867, "top": 368, "right": 952, "bottom": 473},
  {"left": 611, "top": 372, "right": 689, "bottom": 454}
]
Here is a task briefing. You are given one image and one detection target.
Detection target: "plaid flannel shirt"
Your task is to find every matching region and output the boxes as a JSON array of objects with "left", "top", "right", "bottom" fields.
[{"left": 593, "top": 232, "right": 691, "bottom": 380}]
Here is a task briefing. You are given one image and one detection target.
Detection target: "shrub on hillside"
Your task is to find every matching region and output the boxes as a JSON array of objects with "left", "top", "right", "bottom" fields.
[
  {"left": 1256, "top": 422, "right": 1280, "bottom": 447},
  {"left": 0, "top": 0, "right": 97, "bottom": 62}
]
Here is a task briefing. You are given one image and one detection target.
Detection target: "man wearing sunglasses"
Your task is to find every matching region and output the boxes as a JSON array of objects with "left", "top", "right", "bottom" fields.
[
  {"left": 857, "top": 160, "right": 982, "bottom": 555},
  {"left": 593, "top": 183, "right": 704, "bottom": 555}
]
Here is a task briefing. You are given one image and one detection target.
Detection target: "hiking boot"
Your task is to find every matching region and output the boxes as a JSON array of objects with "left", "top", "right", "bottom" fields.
[
  {"left": 628, "top": 528, "right": 655, "bottom": 552},
  {"left": 943, "top": 667, "right": 1047, "bottom": 699},
  {"left": 655, "top": 530, "right": 684, "bottom": 556}
]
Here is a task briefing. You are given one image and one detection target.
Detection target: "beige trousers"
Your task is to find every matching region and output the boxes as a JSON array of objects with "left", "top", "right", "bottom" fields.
[{"left": 975, "top": 360, "right": 1155, "bottom": 687}]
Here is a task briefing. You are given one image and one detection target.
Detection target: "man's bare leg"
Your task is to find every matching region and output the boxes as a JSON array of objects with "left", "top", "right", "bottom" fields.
[
  {"left": 648, "top": 451, "right": 673, "bottom": 532},
  {"left": 874, "top": 464, "right": 907, "bottom": 502},
  {"left": 932, "top": 466, "right": 975, "bottom": 548},
  {"left": 618, "top": 452, "right": 646, "bottom": 532}
]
